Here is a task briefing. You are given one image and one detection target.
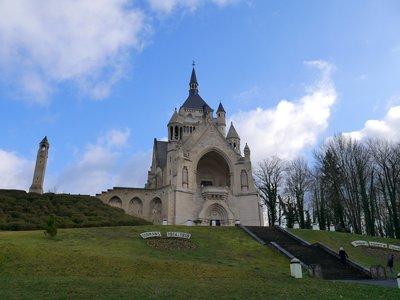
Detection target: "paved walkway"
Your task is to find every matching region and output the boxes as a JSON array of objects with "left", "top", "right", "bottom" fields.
[{"left": 335, "top": 279, "right": 399, "bottom": 288}]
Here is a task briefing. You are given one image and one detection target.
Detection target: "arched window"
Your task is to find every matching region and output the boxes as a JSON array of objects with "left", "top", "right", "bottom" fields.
[
  {"left": 170, "top": 126, "right": 173, "bottom": 140},
  {"left": 175, "top": 126, "right": 179, "bottom": 140},
  {"left": 182, "top": 166, "right": 188, "bottom": 188}
]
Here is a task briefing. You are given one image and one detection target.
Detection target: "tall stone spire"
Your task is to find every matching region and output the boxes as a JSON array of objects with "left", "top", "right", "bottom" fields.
[
  {"left": 29, "top": 136, "right": 49, "bottom": 194},
  {"left": 189, "top": 67, "right": 199, "bottom": 94}
]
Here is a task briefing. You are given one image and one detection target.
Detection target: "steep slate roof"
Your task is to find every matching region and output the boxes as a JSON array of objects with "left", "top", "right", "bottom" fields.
[
  {"left": 217, "top": 102, "right": 226, "bottom": 113},
  {"left": 181, "top": 94, "right": 211, "bottom": 110},
  {"left": 227, "top": 122, "right": 240, "bottom": 139},
  {"left": 181, "top": 67, "right": 212, "bottom": 111},
  {"left": 155, "top": 140, "right": 168, "bottom": 168},
  {"left": 190, "top": 67, "right": 198, "bottom": 85}
]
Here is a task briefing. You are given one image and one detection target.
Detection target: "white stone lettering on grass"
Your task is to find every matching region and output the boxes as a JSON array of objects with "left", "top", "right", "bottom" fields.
[
  {"left": 351, "top": 240, "right": 369, "bottom": 247},
  {"left": 140, "top": 231, "right": 161, "bottom": 239},
  {"left": 388, "top": 244, "right": 400, "bottom": 252},
  {"left": 167, "top": 232, "right": 191, "bottom": 239},
  {"left": 368, "top": 241, "right": 387, "bottom": 248}
]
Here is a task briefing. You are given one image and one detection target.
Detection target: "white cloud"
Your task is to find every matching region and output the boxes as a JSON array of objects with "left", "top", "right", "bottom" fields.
[
  {"left": 53, "top": 129, "right": 130, "bottom": 195},
  {"left": 231, "top": 60, "right": 336, "bottom": 162},
  {"left": 343, "top": 105, "right": 400, "bottom": 141},
  {"left": 115, "top": 151, "right": 152, "bottom": 188},
  {"left": 52, "top": 129, "right": 152, "bottom": 195},
  {"left": 0, "top": 0, "right": 148, "bottom": 103},
  {"left": 234, "top": 86, "right": 260, "bottom": 103},
  {"left": 0, "top": 150, "right": 33, "bottom": 190},
  {"left": 147, "top": 0, "right": 239, "bottom": 14}
]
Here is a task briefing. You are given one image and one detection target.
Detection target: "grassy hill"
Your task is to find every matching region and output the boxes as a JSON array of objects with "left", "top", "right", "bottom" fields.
[
  {"left": 0, "top": 226, "right": 399, "bottom": 299},
  {"left": 0, "top": 189, "right": 149, "bottom": 230}
]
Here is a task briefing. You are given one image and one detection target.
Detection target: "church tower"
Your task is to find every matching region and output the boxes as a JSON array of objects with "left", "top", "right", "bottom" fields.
[{"left": 29, "top": 136, "right": 49, "bottom": 194}]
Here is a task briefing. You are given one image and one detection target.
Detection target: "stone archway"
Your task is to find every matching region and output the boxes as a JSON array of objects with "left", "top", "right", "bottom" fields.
[
  {"left": 109, "top": 196, "right": 122, "bottom": 208},
  {"left": 150, "top": 197, "right": 162, "bottom": 225},
  {"left": 206, "top": 203, "right": 229, "bottom": 226},
  {"left": 128, "top": 197, "right": 143, "bottom": 216},
  {"left": 196, "top": 151, "right": 230, "bottom": 187}
]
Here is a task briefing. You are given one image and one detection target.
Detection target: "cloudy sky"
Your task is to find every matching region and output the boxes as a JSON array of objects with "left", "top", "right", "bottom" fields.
[{"left": 1, "top": 0, "right": 399, "bottom": 195}]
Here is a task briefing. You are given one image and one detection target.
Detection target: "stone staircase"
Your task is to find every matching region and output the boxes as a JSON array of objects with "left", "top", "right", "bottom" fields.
[{"left": 243, "top": 226, "right": 371, "bottom": 280}]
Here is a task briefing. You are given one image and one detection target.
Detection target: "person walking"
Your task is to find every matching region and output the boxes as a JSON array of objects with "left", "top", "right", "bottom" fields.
[
  {"left": 339, "top": 246, "right": 349, "bottom": 267},
  {"left": 387, "top": 254, "right": 394, "bottom": 279}
]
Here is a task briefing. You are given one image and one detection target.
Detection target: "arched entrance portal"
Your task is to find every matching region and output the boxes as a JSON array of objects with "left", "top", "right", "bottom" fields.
[
  {"left": 206, "top": 203, "right": 229, "bottom": 226},
  {"left": 197, "top": 151, "right": 230, "bottom": 187}
]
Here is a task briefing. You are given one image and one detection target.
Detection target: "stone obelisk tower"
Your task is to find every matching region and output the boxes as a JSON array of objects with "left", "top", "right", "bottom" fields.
[{"left": 29, "top": 136, "right": 49, "bottom": 194}]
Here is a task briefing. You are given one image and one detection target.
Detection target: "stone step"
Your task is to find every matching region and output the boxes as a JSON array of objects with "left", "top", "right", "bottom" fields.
[{"left": 245, "top": 226, "right": 370, "bottom": 280}]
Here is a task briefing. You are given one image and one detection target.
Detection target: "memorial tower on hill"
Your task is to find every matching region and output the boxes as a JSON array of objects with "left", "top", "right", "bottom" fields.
[{"left": 97, "top": 67, "right": 263, "bottom": 226}]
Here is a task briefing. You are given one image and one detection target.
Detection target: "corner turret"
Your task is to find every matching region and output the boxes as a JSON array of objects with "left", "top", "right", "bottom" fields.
[
  {"left": 168, "top": 108, "right": 183, "bottom": 142},
  {"left": 216, "top": 102, "right": 226, "bottom": 136},
  {"left": 226, "top": 122, "right": 241, "bottom": 155}
]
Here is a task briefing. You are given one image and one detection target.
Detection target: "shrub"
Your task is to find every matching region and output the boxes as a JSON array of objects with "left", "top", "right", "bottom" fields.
[{"left": 44, "top": 215, "right": 57, "bottom": 237}]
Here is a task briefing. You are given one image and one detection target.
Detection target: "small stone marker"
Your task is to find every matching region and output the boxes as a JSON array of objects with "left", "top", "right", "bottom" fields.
[
  {"left": 140, "top": 231, "right": 161, "bottom": 239},
  {"left": 162, "top": 219, "right": 168, "bottom": 225},
  {"left": 293, "top": 222, "right": 299, "bottom": 229},
  {"left": 312, "top": 223, "right": 319, "bottom": 230},
  {"left": 186, "top": 219, "right": 193, "bottom": 226},
  {"left": 290, "top": 258, "right": 302, "bottom": 279},
  {"left": 397, "top": 273, "right": 400, "bottom": 289},
  {"left": 329, "top": 225, "right": 335, "bottom": 231},
  {"left": 235, "top": 219, "right": 241, "bottom": 225}
]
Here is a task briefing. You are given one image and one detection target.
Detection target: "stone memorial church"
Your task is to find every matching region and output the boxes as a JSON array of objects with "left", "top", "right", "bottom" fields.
[{"left": 96, "top": 67, "right": 263, "bottom": 226}]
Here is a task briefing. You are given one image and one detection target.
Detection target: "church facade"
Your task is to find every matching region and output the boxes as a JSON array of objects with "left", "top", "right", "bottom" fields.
[{"left": 96, "top": 68, "right": 263, "bottom": 226}]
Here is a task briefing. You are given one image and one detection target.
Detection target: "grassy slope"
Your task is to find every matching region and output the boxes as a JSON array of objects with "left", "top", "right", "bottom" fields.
[
  {"left": 289, "top": 228, "right": 400, "bottom": 275},
  {"left": 0, "top": 189, "right": 149, "bottom": 230},
  {"left": 0, "top": 226, "right": 399, "bottom": 299}
]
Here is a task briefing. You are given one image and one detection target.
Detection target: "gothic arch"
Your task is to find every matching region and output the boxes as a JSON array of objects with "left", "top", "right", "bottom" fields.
[
  {"left": 128, "top": 197, "right": 143, "bottom": 216},
  {"left": 196, "top": 150, "right": 231, "bottom": 187},
  {"left": 108, "top": 196, "right": 122, "bottom": 208},
  {"left": 150, "top": 197, "right": 162, "bottom": 225},
  {"left": 206, "top": 203, "right": 229, "bottom": 225}
]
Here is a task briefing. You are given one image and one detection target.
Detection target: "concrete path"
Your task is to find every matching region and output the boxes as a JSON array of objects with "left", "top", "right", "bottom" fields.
[{"left": 335, "top": 279, "right": 399, "bottom": 288}]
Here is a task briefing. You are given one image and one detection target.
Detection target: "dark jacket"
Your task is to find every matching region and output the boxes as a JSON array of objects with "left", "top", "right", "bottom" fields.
[{"left": 387, "top": 256, "right": 394, "bottom": 268}]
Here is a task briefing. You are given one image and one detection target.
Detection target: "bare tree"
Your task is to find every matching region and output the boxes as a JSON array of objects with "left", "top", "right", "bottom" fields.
[
  {"left": 285, "top": 157, "right": 312, "bottom": 228},
  {"left": 368, "top": 139, "right": 400, "bottom": 238},
  {"left": 254, "top": 157, "right": 284, "bottom": 226}
]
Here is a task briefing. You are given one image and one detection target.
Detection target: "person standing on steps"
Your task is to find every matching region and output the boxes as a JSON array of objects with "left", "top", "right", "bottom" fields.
[
  {"left": 339, "top": 246, "right": 349, "bottom": 267},
  {"left": 387, "top": 254, "right": 394, "bottom": 279}
]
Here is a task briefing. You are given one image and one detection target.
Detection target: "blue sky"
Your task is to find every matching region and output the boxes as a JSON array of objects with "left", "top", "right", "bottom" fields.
[{"left": 1, "top": 0, "right": 400, "bottom": 195}]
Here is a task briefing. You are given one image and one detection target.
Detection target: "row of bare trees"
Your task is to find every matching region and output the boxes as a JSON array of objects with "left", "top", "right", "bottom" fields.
[{"left": 254, "top": 136, "right": 400, "bottom": 239}]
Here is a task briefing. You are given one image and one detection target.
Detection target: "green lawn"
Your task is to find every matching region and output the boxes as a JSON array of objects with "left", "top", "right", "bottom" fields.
[{"left": 0, "top": 226, "right": 399, "bottom": 299}]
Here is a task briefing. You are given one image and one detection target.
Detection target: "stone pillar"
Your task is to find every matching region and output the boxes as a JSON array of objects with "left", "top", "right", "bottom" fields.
[{"left": 290, "top": 258, "right": 302, "bottom": 279}]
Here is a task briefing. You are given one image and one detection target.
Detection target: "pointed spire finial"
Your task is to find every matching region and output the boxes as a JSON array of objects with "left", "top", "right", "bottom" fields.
[{"left": 192, "top": 60, "right": 195, "bottom": 67}]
